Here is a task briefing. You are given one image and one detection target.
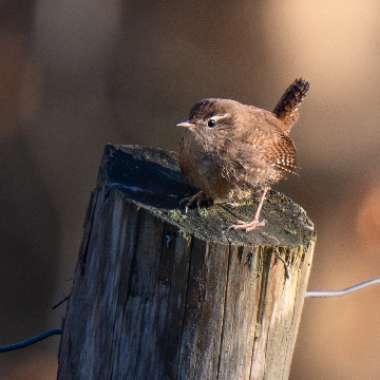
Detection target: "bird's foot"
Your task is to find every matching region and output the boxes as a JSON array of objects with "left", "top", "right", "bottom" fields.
[
  {"left": 226, "top": 201, "right": 241, "bottom": 208},
  {"left": 229, "top": 218, "right": 266, "bottom": 232},
  {"left": 180, "top": 191, "right": 210, "bottom": 213}
]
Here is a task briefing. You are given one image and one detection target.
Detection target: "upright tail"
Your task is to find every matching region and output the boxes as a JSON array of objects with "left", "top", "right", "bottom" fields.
[{"left": 273, "top": 78, "right": 310, "bottom": 133}]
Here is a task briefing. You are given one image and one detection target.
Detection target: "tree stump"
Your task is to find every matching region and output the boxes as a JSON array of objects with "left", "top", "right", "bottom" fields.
[{"left": 57, "top": 144, "right": 316, "bottom": 380}]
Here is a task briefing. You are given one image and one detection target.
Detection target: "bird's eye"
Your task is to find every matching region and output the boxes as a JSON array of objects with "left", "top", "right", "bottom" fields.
[{"left": 207, "top": 118, "right": 217, "bottom": 128}]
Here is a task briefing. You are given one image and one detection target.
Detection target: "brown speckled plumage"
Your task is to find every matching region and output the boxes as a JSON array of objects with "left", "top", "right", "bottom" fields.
[{"left": 177, "top": 79, "right": 310, "bottom": 230}]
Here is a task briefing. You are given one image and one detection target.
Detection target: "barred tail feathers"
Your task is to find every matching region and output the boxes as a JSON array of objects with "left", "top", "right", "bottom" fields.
[{"left": 273, "top": 78, "right": 310, "bottom": 133}]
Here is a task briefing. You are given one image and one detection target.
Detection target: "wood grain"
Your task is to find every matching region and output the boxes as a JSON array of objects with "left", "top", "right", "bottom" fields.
[{"left": 57, "top": 144, "right": 316, "bottom": 380}]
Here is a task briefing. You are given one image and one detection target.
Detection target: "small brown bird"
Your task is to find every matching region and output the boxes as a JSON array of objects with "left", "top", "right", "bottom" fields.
[{"left": 177, "top": 78, "right": 310, "bottom": 231}]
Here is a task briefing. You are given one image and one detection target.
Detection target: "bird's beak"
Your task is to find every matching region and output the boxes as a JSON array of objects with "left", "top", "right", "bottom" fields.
[{"left": 176, "top": 120, "right": 195, "bottom": 129}]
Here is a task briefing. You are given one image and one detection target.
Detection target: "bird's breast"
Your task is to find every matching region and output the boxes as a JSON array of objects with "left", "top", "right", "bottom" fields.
[{"left": 179, "top": 131, "right": 232, "bottom": 201}]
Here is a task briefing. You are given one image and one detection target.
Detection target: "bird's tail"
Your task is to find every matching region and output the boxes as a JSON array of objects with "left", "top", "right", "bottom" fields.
[{"left": 273, "top": 78, "right": 310, "bottom": 133}]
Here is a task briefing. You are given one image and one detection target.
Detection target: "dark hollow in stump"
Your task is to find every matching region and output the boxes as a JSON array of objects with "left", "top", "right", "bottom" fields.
[{"left": 57, "top": 144, "right": 316, "bottom": 380}]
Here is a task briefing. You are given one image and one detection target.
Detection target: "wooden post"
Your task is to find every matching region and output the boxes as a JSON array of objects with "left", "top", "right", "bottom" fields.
[{"left": 57, "top": 144, "right": 316, "bottom": 380}]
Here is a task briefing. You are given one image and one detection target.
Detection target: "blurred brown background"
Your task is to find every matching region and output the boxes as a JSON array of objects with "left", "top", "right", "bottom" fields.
[{"left": 1, "top": 0, "right": 380, "bottom": 379}]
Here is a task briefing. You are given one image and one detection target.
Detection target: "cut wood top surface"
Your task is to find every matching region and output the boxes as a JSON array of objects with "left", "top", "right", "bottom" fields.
[{"left": 97, "top": 144, "right": 315, "bottom": 247}]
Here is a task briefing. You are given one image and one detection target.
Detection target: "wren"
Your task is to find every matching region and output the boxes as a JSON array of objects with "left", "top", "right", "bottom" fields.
[{"left": 177, "top": 78, "right": 310, "bottom": 231}]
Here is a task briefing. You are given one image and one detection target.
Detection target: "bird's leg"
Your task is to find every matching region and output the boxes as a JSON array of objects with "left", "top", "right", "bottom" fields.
[
  {"left": 180, "top": 191, "right": 208, "bottom": 213},
  {"left": 230, "top": 186, "right": 270, "bottom": 232}
]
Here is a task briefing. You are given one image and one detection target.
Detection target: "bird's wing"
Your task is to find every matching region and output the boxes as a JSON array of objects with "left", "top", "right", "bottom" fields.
[
  {"left": 263, "top": 133, "right": 298, "bottom": 175},
  {"left": 220, "top": 110, "right": 297, "bottom": 184},
  {"left": 246, "top": 109, "right": 298, "bottom": 174}
]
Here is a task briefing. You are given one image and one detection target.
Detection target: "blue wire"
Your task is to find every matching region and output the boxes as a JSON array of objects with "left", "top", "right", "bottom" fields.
[{"left": 0, "top": 328, "right": 62, "bottom": 353}]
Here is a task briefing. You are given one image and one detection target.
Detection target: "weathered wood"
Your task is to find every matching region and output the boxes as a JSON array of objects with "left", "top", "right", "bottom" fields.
[{"left": 57, "top": 144, "right": 316, "bottom": 380}]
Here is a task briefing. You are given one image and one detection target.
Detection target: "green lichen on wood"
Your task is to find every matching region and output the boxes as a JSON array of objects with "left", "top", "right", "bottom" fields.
[{"left": 168, "top": 209, "right": 187, "bottom": 223}]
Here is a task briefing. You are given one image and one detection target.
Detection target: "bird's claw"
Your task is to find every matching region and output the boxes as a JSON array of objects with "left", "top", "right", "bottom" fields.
[
  {"left": 180, "top": 191, "right": 208, "bottom": 214},
  {"left": 228, "top": 218, "right": 266, "bottom": 232}
]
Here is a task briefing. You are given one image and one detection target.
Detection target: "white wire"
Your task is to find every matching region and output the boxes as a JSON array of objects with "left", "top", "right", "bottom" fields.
[{"left": 305, "top": 277, "right": 380, "bottom": 298}]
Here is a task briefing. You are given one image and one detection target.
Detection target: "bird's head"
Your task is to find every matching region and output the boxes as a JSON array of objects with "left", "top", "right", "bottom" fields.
[{"left": 177, "top": 98, "right": 240, "bottom": 132}]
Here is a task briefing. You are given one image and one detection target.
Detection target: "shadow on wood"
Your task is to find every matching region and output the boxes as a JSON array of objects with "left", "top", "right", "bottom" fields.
[{"left": 57, "top": 144, "right": 316, "bottom": 380}]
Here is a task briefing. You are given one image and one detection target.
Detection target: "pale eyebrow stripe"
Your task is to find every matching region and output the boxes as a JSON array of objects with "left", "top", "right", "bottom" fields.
[{"left": 212, "top": 113, "right": 231, "bottom": 122}]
